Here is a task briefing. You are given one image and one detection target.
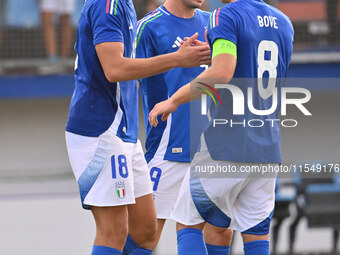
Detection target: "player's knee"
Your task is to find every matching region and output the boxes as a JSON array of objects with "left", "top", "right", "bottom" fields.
[
  {"left": 241, "top": 212, "right": 273, "bottom": 243},
  {"left": 241, "top": 233, "right": 269, "bottom": 243},
  {"left": 131, "top": 219, "right": 158, "bottom": 249},
  {"left": 96, "top": 221, "right": 128, "bottom": 246},
  {"left": 131, "top": 217, "right": 157, "bottom": 242},
  {"left": 204, "top": 224, "right": 233, "bottom": 246},
  {"left": 142, "top": 219, "right": 158, "bottom": 241},
  {"left": 223, "top": 228, "right": 233, "bottom": 243}
]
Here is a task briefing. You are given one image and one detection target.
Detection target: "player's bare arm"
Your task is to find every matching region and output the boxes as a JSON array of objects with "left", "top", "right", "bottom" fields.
[
  {"left": 96, "top": 33, "right": 211, "bottom": 83},
  {"left": 148, "top": 52, "right": 236, "bottom": 127}
]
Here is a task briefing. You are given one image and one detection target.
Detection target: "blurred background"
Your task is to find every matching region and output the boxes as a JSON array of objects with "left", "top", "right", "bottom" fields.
[{"left": 0, "top": 0, "right": 340, "bottom": 254}]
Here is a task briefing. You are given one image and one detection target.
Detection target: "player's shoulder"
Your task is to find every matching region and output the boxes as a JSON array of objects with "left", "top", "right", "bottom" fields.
[
  {"left": 85, "top": 0, "right": 125, "bottom": 17},
  {"left": 136, "top": 7, "right": 167, "bottom": 36},
  {"left": 138, "top": 7, "right": 168, "bottom": 26},
  {"left": 213, "top": 1, "right": 240, "bottom": 21}
]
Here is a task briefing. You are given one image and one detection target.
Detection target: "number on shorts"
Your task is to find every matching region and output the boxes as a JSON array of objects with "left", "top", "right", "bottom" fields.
[
  {"left": 150, "top": 167, "right": 162, "bottom": 191},
  {"left": 111, "top": 155, "right": 129, "bottom": 179}
]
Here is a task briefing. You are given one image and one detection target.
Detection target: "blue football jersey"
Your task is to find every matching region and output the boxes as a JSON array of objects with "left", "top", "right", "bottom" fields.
[
  {"left": 205, "top": 0, "right": 294, "bottom": 163},
  {"left": 136, "top": 6, "right": 210, "bottom": 163},
  {"left": 66, "top": 0, "right": 139, "bottom": 143}
]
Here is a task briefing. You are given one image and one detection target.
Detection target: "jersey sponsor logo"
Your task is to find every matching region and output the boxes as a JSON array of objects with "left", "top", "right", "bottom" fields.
[
  {"left": 115, "top": 181, "right": 126, "bottom": 199},
  {"left": 172, "top": 36, "right": 184, "bottom": 48},
  {"left": 172, "top": 147, "right": 183, "bottom": 153}
]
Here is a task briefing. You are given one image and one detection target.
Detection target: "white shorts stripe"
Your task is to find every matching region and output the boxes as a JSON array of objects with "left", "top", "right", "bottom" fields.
[
  {"left": 153, "top": 113, "right": 172, "bottom": 160},
  {"left": 108, "top": 83, "right": 123, "bottom": 135}
]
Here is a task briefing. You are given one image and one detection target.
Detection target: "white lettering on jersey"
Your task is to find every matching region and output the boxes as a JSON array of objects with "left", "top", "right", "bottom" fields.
[{"left": 257, "top": 15, "right": 278, "bottom": 29}]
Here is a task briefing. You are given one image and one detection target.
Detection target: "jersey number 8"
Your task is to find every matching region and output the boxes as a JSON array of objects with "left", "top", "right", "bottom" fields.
[{"left": 257, "top": 40, "right": 278, "bottom": 100}]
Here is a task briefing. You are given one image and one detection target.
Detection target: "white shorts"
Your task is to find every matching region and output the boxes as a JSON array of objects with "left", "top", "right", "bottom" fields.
[
  {"left": 171, "top": 139, "right": 276, "bottom": 233},
  {"left": 40, "top": 0, "right": 76, "bottom": 14},
  {"left": 65, "top": 130, "right": 153, "bottom": 209},
  {"left": 148, "top": 158, "right": 189, "bottom": 219}
]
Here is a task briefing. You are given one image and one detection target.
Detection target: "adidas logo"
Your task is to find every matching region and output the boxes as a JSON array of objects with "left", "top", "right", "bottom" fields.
[{"left": 172, "top": 36, "right": 184, "bottom": 48}]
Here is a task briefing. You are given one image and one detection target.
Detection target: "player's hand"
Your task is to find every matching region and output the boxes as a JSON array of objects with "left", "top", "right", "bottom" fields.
[
  {"left": 181, "top": 30, "right": 209, "bottom": 47},
  {"left": 175, "top": 33, "right": 211, "bottom": 68},
  {"left": 149, "top": 98, "right": 178, "bottom": 127},
  {"left": 181, "top": 38, "right": 207, "bottom": 46}
]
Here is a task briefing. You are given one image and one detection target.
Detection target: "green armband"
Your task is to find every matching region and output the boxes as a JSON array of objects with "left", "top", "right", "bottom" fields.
[{"left": 212, "top": 39, "right": 237, "bottom": 59}]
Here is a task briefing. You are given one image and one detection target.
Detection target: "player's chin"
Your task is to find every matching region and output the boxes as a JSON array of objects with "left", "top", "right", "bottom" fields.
[{"left": 189, "top": 0, "right": 204, "bottom": 8}]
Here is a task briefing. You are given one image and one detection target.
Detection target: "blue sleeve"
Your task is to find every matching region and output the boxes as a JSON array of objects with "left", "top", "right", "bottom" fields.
[
  {"left": 207, "top": 7, "right": 238, "bottom": 49},
  {"left": 90, "top": 0, "right": 124, "bottom": 46}
]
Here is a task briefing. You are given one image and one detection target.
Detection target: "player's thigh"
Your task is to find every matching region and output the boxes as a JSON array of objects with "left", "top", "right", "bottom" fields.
[
  {"left": 148, "top": 159, "right": 189, "bottom": 219},
  {"left": 127, "top": 193, "right": 157, "bottom": 233},
  {"left": 233, "top": 176, "right": 276, "bottom": 234},
  {"left": 127, "top": 140, "right": 157, "bottom": 233}
]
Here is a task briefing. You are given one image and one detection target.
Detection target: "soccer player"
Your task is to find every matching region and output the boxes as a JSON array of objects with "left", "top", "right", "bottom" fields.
[
  {"left": 133, "top": 0, "right": 210, "bottom": 252},
  {"left": 148, "top": 0, "right": 294, "bottom": 254},
  {"left": 64, "top": 0, "right": 210, "bottom": 254}
]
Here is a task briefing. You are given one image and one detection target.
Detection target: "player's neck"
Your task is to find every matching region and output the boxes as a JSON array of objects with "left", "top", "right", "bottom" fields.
[{"left": 163, "top": 1, "right": 196, "bottom": 19}]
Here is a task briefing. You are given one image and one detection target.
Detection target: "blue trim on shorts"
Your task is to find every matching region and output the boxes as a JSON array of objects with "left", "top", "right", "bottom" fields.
[
  {"left": 78, "top": 139, "right": 111, "bottom": 210},
  {"left": 189, "top": 171, "right": 231, "bottom": 228},
  {"left": 242, "top": 211, "right": 274, "bottom": 235}
]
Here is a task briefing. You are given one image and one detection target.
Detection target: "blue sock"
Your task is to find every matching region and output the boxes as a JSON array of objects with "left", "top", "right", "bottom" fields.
[
  {"left": 130, "top": 247, "right": 153, "bottom": 255},
  {"left": 206, "top": 243, "right": 230, "bottom": 255},
  {"left": 243, "top": 240, "right": 270, "bottom": 255},
  {"left": 122, "top": 235, "right": 139, "bottom": 255},
  {"left": 177, "top": 228, "right": 208, "bottom": 255},
  {"left": 91, "top": 245, "right": 121, "bottom": 255}
]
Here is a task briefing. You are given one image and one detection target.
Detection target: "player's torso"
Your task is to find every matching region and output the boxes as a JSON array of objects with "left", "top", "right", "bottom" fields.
[
  {"left": 139, "top": 7, "right": 210, "bottom": 163},
  {"left": 206, "top": 0, "right": 294, "bottom": 163},
  {"left": 67, "top": 0, "right": 139, "bottom": 142},
  {"left": 232, "top": 0, "right": 294, "bottom": 78}
]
